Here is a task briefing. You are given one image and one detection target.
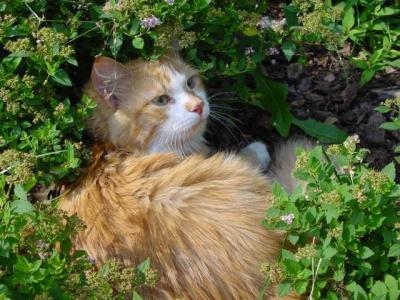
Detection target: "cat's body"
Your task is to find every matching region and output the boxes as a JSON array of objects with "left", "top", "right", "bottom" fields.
[{"left": 59, "top": 54, "right": 303, "bottom": 299}]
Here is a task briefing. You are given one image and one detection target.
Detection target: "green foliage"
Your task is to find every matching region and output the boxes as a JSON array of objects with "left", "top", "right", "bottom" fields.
[
  {"left": 285, "top": 0, "right": 400, "bottom": 85},
  {"left": 375, "top": 96, "right": 400, "bottom": 164},
  {"left": 0, "top": 176, "right": 157, "bottom": 299},
  {"left": 263, "top": 136, "right": 400, "bottom": 299},
  {"left": 0, "top": 0, "right": 396, "bottom": 298}
]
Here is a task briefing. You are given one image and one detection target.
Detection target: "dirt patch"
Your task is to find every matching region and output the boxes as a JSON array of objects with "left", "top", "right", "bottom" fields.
[{"left": 205, "top": 47, "right": 400, "bottom": 179}]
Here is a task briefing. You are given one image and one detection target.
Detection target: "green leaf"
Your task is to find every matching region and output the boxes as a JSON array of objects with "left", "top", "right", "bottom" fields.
[
  {"left": 110, "top": 33, "right": 123, "bottom": 56},
  {"left": 132, "top": 292, "right": 143, "bottom": 300},
  {"left": 283, "top": 5, "right": 298, "bottom": 27},
  {"left": 359, "top": 246, "right": 374, "bottom": 259},
  {"left": 66, "top": 57, "right": 78, "bottom": 66},
  {"left": 375, "top": 7, "right": 400, "bottom": 16},
  {"left": 384, "top": 275, "right": 399, "bottom": 290},
  {"left": 387, "top": 244, "right": 400, "bottom": 257},
  {"left": 2, "top": 56, "right": 22, "bottom": 73},
  {"left": 294, "top": 280, "right": 308, "bottom": 294},
  {"left": 347, "top": 281, "right": 368, "bottom": 299},
  {"left": 14, "top": 184, "right": 27, "bottom": 201},
  {"left": 253, "top": 73, "right": 292, "bottom": 137},
  {"left": 137, "top": 258, "right": 150, "bottom": 272},
  {"left": 0, "top": 240, "right": 10, "bottom": 258},
  {"left": 360, "top": 69, "right": 376, "bottom": 86},
  {"left": 242, "top": 27, "right": 258, "bottom": 36},
  {"left": 282, "top": 40, "right": 296, "bottom": 62},
  {"left": 369, "top": 49, "right": 384, "bottom": 65},
  {"left": 130, "top": 19, "right": 140, "bottom": 35},
  {"left": 351, "top": 58, "right": 368, "bottom": 70},
  {"left": 292, "top": 117, "right": 348, "bottom": 143},
  {"left": 11, "top": 200, "right": 35, "bottom": 214},
  {"left": 371, "top": 281, "right": 387, "bottom": 297},
  {"left": 382, "top": 162, "right": 396, "bottom": 182},
  {"left": 342, "top": 8, "right": 355, "bottom": 32},
  {"left": 277, "top": 280, "right": 293, "bottom": 297},
  {"left": 374, "top": 105, "right": 391, "bottom": 113},
  {"left": 323, "top": 246, "right": 337, "bottom": 259},
  {"left": 52, "top": 69, "right": 72, "bottom": 86},
  {"left": 380, "top": 120, "right": 400, "bottom": 131},
  {"left": 132, "top": 37, "right": 144, "bottom": 49},
  {"left": 193, "top": 0, "right": 211, "bottom": 11}
]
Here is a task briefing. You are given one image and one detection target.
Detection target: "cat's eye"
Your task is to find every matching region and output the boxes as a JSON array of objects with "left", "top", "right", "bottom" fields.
[
  {"left": 186, "top": 76, "right": 196, "bottom": 90},
  {"left": 151, "top": 95, "right": 171, "bottom": 106}
]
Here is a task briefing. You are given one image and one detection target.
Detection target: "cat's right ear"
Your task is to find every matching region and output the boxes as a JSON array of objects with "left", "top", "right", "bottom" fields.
[{"left": 91, "top": 56, "right": 133, "bottom": 109}]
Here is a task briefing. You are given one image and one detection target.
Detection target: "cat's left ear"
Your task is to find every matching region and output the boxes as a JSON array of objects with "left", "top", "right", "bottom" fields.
[{"left": 91, "top": 56, "right": 133, "bottom": 109}]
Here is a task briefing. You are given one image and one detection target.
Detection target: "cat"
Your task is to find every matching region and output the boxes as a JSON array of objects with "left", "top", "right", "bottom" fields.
[
  {"left": 59, "top": 53, "right": 306, "bottom": 299},
  {"left": 85, "top": 54, "right": 270, "bottom": 169}
]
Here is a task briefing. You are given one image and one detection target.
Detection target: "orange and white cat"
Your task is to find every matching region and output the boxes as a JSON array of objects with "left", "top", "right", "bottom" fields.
[{"left": 59, "top": 53, "right": 305, "bottom": 299}]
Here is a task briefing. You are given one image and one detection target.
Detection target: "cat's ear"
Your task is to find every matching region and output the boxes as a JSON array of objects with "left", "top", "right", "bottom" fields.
[{"left": 91, "top": 56, "right": 133, "bottom": 108}]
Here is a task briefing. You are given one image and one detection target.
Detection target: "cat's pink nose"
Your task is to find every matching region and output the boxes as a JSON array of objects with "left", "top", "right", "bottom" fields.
[{"left": 191, "top": 103, "right": 203, "bottom": 116}]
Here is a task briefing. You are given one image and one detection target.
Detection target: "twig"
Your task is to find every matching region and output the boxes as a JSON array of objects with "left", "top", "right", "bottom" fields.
[
  {"left": 309, "top": 258, "right": 322, "bottom": 300},
  {"left": 24, "top": 1, "right": 43, "bottom": 23}
]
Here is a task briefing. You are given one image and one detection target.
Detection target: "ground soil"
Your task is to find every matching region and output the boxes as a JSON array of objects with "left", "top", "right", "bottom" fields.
[{"left": 205, "top": 47, "right": 400, "bottom": 179}]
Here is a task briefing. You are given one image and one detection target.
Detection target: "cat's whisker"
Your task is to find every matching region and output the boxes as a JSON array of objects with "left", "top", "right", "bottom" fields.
[
  {"left": 207, "top": 92, "right": 236, "bottom": 101},
  {"left": 209, "top": 113, "right": 240, "bottom": 144}
]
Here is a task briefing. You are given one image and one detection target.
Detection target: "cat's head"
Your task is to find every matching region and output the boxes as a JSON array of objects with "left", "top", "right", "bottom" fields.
[{"left": 87, "top": 54, "right": 209, "bottom": 155}]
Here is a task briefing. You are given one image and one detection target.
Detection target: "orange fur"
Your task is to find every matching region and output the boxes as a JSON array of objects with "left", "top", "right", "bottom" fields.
[
  {"left": 59, "top": 151, "right": 292, "bottom": 299},
  {"left": 85, "top": 54, "right": 207, "bottom": 154},
  {"left": 59, "top": 55, "right": 304, "bottom": 299}
]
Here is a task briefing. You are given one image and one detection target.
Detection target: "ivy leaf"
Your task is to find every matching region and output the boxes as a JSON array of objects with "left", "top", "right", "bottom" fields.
[{"left": 292, "top": 117, "right": 348, "bottom": 143}]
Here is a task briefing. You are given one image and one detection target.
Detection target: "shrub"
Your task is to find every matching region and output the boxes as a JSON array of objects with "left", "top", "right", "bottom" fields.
[
  {"left": 285, "top": 0, "right": 400, "bottom": 85},
  {"left": 0, "top": 1, "right": 397, "bottom": 298},
  {"left": 263, "top": 136, "right": 400, "bottom": 299}
]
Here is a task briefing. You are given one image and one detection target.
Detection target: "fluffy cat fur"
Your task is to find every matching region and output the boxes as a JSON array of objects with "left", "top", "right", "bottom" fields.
[{"left": 59, "top": 53, "right": 306, "bottom": 299}]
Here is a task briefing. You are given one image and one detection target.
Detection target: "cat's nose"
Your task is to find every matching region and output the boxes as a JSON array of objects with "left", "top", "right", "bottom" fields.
[{"left": 190, "top": 103, "right": 203, "bottom": 116}]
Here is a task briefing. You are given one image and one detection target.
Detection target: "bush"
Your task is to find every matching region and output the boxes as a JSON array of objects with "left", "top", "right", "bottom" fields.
[
  {"left": 263, "top": 136, "right": 400, "bottom": 299},
  {"left": 0, "top": 1, "right": 398, "bottom": 299}
]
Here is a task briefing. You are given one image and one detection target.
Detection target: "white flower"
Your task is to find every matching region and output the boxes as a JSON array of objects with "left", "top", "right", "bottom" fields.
[
  {"left": 267, "top": 47, "right": 279, "bottom": 56},
  {"left": 257, "top": 16, "right": 272, "bottom": 29},
  {"left": 280, "top": 213, "right": 295, "bottom": 224},
  {"left": 245, "top": 47, "right": 255, "bottom": 56},
  {"left": 140, "top": 15, "right": 162, "bottom": 28}
]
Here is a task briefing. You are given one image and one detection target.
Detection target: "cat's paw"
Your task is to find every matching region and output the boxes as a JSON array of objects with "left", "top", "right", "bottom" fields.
[{"left": 239, "top": 141, "right": 271, "bottom": 171}]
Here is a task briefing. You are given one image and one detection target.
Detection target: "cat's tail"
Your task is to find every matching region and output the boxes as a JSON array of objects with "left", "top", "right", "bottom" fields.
[{"left": 268, "top": 138, "right": 314, "bottom": 193}]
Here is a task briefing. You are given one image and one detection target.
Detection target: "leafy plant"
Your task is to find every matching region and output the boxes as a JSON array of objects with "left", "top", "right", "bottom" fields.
[
  {"left": 375, "top": 96, "right": 400, "bottom": 164},
  {"left": 285, "top": 0, "right": 399, "bottom": 86},
  {"left": 262, "top": 136, "right": 400, "bottom": 299}
]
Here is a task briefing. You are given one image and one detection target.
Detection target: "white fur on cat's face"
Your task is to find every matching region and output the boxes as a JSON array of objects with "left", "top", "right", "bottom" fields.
[
  {"left": 90, "top": 55, "right": 210, "bottom": 155},
  {"left": 150, "top": 70, "right": 210, "bottom": 155}
]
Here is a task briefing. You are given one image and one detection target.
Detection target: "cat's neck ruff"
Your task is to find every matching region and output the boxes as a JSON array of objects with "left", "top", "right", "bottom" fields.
[{"left": 148, "top": 133, "right": 208, "bottom": 157}]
